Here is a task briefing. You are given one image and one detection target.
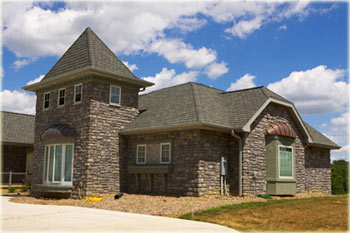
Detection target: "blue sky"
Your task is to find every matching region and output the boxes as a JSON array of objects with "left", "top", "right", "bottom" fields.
[{"left": 1, "top": 1, "right": 349, "bottom": 160}]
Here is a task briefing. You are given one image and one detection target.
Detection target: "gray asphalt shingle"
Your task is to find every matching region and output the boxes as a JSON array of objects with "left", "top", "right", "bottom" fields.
[{"left": 2, "top": 111, "right": 35, "bottom": 144}]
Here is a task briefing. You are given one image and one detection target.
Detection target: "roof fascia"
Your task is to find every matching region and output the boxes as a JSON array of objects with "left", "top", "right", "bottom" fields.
[
  {"left": 22, "top": 66, "right": 154, "bottom": 92},
  {"left": 307, "top": 142, "right": 341, "bottom": 150},
  {"left": 241, "top": 97, "right": 313, "bottom": 144},
  {"left": 120, "top": 122, "right": 232, "bottom": 135}
]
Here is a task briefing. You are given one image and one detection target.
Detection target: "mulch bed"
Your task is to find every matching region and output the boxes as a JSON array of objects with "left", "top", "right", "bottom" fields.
[{"left": 9, "top": 192, "right": 327, "bottom": 217}]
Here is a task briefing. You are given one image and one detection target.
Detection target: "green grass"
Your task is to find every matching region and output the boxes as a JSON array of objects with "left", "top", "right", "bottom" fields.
[{"left": 180, "top": 195, "right": 349, "bottom": 232}]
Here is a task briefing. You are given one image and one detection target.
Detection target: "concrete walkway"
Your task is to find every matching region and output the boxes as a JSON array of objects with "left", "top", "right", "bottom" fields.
[{"left": 1, "top": 197, "right": 238, "bottom": 232}]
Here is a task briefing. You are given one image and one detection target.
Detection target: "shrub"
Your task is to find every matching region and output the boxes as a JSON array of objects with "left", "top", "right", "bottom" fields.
[
  {"left": 331, "top": 160, "right": 349, "bottom": 195},
  {"left": 8, "top": 187, "right": 16, "bottom": 193}
]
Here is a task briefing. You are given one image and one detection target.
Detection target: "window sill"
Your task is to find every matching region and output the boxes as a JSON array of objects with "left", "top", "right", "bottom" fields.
[
  {"left": 109, "top": 103, "right": 121, "bottom": 107},
  {"left": 73, "top": 102, "right": 82, "bottom": 105},
  {"left": 35, "top": 184, "right": 72, "bottom": 193}
]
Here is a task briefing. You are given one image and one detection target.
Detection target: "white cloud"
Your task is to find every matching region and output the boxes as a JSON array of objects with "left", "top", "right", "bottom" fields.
[
  {"left": 320, "top": 122, "right": 328, "bottom": 128},
  {"left": 330, "top": 112, "right": 349, "bottom": 133},
  {"left": 149, "top": 39, "right": 217, "bottom": 69},
  {"left": 142, "top": 68, "right": 198, "bottom": 94},
  {"left": 278, "top": 24, "right": 287, "bottom": 31},
  {"left": 331, "top": 145, "right": 350, "bottom": 161},
  {"left": 226, "top": 73, "right": 257, "bottom": 91},
  {"left": 0, "top": 90, "right": 36, "bottom": 114},
  {"left": 225, "top": 16, "right": 264, "bottom": 39},
  {"left": 205, "top": 61, "right": 229, "bottom": 80},
  {"left": 267, "top": 65, "right": 348, "bottom": 115},
  {"left": 122, "top": 61, "right": 138, "bottom": 72},
  {"left": 13, "top": 59, "right": 31, "bottom": 70},
  {"left": 26, "top": 74, "right": 44, "bottom": 85}
]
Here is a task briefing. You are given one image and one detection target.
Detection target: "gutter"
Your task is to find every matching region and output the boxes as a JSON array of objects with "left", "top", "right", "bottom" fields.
[{"left": 231, "top": 130, "right": 242, "bottom": 196}]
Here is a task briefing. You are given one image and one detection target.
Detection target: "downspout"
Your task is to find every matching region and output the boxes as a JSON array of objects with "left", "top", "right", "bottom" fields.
[{"left": 231, "top": 130, "right": 242, "bottom": 196}]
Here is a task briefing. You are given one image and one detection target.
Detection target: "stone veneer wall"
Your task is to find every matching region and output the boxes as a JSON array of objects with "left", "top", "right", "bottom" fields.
[
  {"left": 86, "top": 81, "right": 138, "bottom": 197},
  {"left": 2, "top": 145, "right": 28, "bottom": 183},
  {"left": 122, "top": 129, "right": 239, "bottom": 196},
  {"left": 31, "top": 77, "right": 139, "bottom": 198},
  {"left": 305, "top": 147, "right": 331, "bottom": 193},
  {"left": 241, "top": 103, "right": 307, "bottom": 196}
]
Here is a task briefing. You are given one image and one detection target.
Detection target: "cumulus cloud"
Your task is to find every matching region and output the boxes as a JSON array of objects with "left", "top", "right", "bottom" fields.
[
  {"left": 225, "top": 16, "right": 264, "bottom": 39},
  {"left": 142, "top": 68, "right": 198, "bottom": 94},
  {"left": 13, "top": 59, "right": 31, "bottom": 70},
  {"left": 205, "top": 61, "right": 229, "bottom": 80},
  {"left": 278, "top": 24, "right": 287, "bottom": 31},
  {"left": 122, "top": 61, "right": 138, "bottom": 72},
  {"left": 330, "top": 112, "right": 349, "bottom": 133},
  {"left": 267, "top": 65, "right": 348, "bottom": 115},
  {"left": 0, "top": 90, "right": 36, "bottom": 114},
  {"left": 26, "top": 74, "right": 44, "bottom": 85},
  {"left": 149, "top": 39, "right": 217, "bottom": 69},
  {"left": 331, "top": 145, "right": 350, "bottom": 161},
  {"left": 226, "top": 74, "right": 257, "bottom": 91}
]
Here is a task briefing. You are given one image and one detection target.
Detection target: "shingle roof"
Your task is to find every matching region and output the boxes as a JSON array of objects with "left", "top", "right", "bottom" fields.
[
  {"left": 123, "top": 82, "right": 339, "bottom": 149},
  {"left": 303, "top": 122, "right": 340, "bottom": 149},
  {"left": 42, "top": 27, "right": 139, "bottom": 81},
  {"left": 2, "top": 111, "right": 35, "bottom": 145}
]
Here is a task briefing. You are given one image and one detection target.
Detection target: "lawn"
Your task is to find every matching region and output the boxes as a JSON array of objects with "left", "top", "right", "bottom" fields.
[{"left": 180, "top": 195, "right": 349, "bottom": 232}]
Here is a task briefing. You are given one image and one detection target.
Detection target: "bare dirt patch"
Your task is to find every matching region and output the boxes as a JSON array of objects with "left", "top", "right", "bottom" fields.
[{"left": 10, "top": 192, "right": 327, "bottom": 217}]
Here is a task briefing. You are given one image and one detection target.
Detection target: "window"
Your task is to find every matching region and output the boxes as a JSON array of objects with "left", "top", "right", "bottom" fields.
[
  {"left": 136, "top": 144, "right": 146, "bottom": 164},
  {"left": 58, "top": 89, "right": 65, "bottom": 106},
  {"left": 160, "top": 143, "right": 171, "bottom": 164},
  {"left": 43, "top": 144, "right": 74, "bottom": 184},
  {"left": 109, "top": 85, "right": 121, "bottom": 105},
  {"left": 74, "top": 84, "right": 82, "bottom": 104},
  {"left": 279, "top": 146, "right": 293, "bottom": 178},
  {"left": 43, "top": 92, "right": 50, "bottom": 109}
]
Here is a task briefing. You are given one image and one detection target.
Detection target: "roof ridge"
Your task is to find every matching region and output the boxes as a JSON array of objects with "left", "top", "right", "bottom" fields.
[
  {"left": 191, "top": 82, "right": 224, "bottom": 92},
  {"left": 190, "top": 83, "right": 201, "bottom": 123},
  {"left": 140, "top": 82, "right": 193, "bottom": 96},
  {"left": 1, "top": 111, "right": 36, "bottom": 117},
  {"left": 223, "top": 86, "right": 265, "bottom": 94},
  {"left": 86, "top": 27, "right": 94, "bottom": 67}
]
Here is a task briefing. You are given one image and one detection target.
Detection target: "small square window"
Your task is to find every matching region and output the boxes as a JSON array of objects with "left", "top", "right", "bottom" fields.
[
  {"left": 58, "top": 89, "right": 65, "bottom": 106},
  {"left": 136, "top": 145, "right": 146, "bottom": 164},
  {"left": 74, "top": 84, "right": 82, "bottom": 104},
  {"left": 110, "top": 85, "right": 121, "bottom": 105},
  {"left": 160, "top": 143, "right": 171, "bottom": 164},
  {"left": 43, "top": 92, "right": 50, "bottom": 109}
]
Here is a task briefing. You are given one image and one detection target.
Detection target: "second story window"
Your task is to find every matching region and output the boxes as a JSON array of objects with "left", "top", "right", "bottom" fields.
[
  {"left": 74, "top": 84, "right": 82, "bottom": 104},
  {"left": 110, "top": 85, "right": 121, "bottom": 106},
  {"left": 43, "top": 92, "right": 50, "bottom": 110},
  {"left": 160, "top": 143, "right": 171, "bottom": 164},
  {"left": 136, "top": 144, "right": 146, "bottom": 164},
  {"left": 58, "top": 89, "right": 65, "bottom": 107}
]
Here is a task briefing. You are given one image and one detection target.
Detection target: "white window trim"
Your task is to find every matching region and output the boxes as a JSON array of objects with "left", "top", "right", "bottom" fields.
[
  {"left": 160, "top": 143, "right": 171, "bottom": 164},
  {"left": 74, "top": 83, "right": 83, "bottom": 104},
  {"left": 43, "top": 92, "right": 50, "bottom": 110},
  {"left": 278, "top": 145, "right": 294, "bottom": 179},
  {"left": 109, "top": 85, "right": 121, "bottom": 106},
  {"left": 136, "top": 144, "right": 146, "bottom": 165},
  {"left": 43, "top": 143, "right": 74, "bottom": 186},
  {"left": 57, "top": 88, "right": 66, "bottom": 107}
]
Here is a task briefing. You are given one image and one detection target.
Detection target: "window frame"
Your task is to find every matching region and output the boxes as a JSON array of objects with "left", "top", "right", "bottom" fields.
[
  {"left": 136, "top": 144, "right": 146, "bottom": 165},
  {"left": 43, "top": 92, "right": 50, "bottom": 110},
  {"left": 278, "top": 145, "right": 294, "bottom": 179},
  {"left": 43, "top": 143, "right": 74, "bottom": 186},
  {"left": 74, "top": 83, "right": 83, "bottom": 104},
  {"left": 109, "top": 85, "right": 121, "bottom": 106},
  {"left": 57, "top": 88, "right": 66, "bottom": 107},
  {"left": 160, "top": 143, "right": 171, "bottom": 164}
]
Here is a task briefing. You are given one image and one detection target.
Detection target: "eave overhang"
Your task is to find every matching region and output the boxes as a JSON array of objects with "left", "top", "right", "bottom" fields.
[{"left": 22, "top": 66, "right": 154, "bottom": 92}]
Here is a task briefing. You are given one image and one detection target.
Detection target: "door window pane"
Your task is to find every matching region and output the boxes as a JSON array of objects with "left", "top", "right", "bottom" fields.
[
  {"left": 54, "top": 145, "right": 62, "bottom": 181},
  {"left": 65, "top": 145, "right": 73, "bottom": 182},
  {"left": 48, "top": 146, "right": 54, "bottom": 181}
]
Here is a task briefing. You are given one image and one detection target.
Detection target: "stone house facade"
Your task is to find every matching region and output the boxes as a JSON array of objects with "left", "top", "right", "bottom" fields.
[{"left": 23, "top": 28, "right": 339, "bottom": 198}]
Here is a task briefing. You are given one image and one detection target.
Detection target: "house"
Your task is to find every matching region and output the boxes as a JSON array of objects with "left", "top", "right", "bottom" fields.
[
  {"left": 1, "top": 111, "right": 35, "bottom": 185},
  {"left": 22, "top": 27, "right": 340, "bottom": 198}
]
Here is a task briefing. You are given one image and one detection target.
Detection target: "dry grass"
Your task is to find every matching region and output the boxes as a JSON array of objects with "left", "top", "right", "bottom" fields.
[{"left": 180, "top": 195, "right": 349, "bottom": 232}]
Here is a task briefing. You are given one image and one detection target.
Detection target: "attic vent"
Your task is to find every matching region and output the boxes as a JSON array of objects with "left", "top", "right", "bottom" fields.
[
  {"left": 265, "top": 122, "right": 296, "bottom": 138},
  {"left": 41, "top": 124, "right": 77, "bottom": 140}
]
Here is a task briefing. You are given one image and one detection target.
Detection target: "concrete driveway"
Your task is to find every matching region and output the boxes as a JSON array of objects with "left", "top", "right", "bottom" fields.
[{"left": 2, "top": 197, "right": 238, "bottom": 232}]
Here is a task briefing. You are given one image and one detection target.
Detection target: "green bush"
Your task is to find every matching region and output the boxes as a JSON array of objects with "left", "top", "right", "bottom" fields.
[
  {"left": 8, "top": 187, "right": 16, "bottom": 193},
  {"left": 21, "top": 184, "right": 30, "bottom": 192},
  {"left": 331, "top": 160, "right": 349, "bottom": 195}
]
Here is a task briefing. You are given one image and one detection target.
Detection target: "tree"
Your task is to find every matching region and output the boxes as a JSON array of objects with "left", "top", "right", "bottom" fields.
[{"left": 331, "top": 160, "right": 349, "bottom": 194}]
